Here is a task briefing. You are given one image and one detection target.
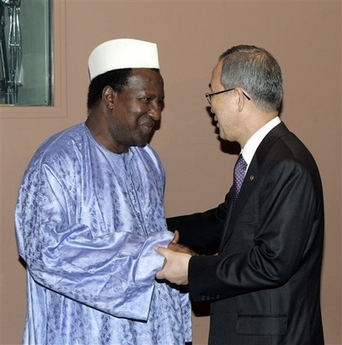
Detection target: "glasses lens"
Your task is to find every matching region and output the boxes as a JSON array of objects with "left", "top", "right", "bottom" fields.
[{"left": 205, "top": 93, "right": 211, "bottom": 105}]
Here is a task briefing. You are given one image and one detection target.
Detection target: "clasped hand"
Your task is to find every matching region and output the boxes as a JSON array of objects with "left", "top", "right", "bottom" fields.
[{"left": 155, "top": 231, "right": 195, "bottom": 285}]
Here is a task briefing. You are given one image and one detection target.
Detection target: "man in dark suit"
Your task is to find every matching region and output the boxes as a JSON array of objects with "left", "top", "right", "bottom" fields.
[{"left": 155, "top": 45, "right": 324, "bottom": 344}]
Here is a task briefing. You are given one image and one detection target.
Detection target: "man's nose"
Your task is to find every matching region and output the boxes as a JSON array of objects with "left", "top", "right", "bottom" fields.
[{"left": 148, "top": 102, "right": 162, "bottom": 121}]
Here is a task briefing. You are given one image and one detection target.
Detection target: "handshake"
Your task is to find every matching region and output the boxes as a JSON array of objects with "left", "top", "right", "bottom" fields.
[{"left": 155, "top": 230, "right": 197, "bottom": 285}]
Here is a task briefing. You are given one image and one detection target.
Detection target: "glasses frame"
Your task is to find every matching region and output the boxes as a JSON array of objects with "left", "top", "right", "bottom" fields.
[{"left": 205, "top": 88, "right": 251, "bottom": 105}]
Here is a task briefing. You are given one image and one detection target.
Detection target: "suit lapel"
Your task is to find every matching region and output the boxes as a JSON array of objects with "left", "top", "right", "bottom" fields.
[{"left": 219, "top": 122, "right": 290, "bottom": 251}]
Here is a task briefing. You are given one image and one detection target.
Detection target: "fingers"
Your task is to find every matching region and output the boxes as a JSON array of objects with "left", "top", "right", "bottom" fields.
[
  {"left": 168, "top": 242, "right": 198, "bottom": 256},
  {"left": 171, "top": 230, "right": 180, "bottom": 243},
  {"left": 155, "top": 245, "right": 168, "bottom": 258},
  {"left": 155, "top": 249, "right": 191, "bottom": 285},
  {"left": 155, "top": 246, "right": 168, "bottom": 279}
]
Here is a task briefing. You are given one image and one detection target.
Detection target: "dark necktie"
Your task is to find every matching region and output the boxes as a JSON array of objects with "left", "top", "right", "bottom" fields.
[{"left": 232, "top": 154, "right": 247, "bottom": 206}]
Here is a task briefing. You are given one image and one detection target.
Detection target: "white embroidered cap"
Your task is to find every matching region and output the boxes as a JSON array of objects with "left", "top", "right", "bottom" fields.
[{"left": 88, "top": 38, "right": 160, "bottom": 80}]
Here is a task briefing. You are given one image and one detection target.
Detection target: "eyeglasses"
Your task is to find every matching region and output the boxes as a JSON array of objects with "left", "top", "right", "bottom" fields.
[{"left": 205, "top": 88, "right": 251, "bottom": 105}]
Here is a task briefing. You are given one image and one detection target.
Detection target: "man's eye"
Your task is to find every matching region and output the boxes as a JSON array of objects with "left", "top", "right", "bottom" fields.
[{"left": 139, "top": 97, "right": 151, "bottom": 102}]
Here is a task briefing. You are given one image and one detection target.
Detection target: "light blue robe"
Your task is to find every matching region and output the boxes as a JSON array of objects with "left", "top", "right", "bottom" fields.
[{"left": 15, "top": 123, "right": 192, "bottom": 345}]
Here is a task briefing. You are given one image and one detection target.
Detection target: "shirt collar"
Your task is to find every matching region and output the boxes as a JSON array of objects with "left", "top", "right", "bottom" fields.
[{"left": 241, "top": 116, "right": 281, "bottom": 166}]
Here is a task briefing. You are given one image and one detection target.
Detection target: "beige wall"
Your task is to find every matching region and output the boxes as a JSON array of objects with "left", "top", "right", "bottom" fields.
[{"left": 1, "top": 1, "right": 341, "bottom": 344}]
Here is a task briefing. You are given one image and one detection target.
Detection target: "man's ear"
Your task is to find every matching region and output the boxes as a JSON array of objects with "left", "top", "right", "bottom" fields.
[
  {"left": 102, "top": 85, "right": 115, "bottom": 110},
  {"left": 236, "top": 88, "right": 247, "bottom": 112}
]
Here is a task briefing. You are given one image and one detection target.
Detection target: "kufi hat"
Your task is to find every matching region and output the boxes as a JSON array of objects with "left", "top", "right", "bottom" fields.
[{"left": 88, "top": 38, "right": 160, "bottom": 80}]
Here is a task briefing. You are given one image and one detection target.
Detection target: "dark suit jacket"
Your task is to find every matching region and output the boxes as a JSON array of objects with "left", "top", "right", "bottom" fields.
[{"left": 167, "top": 122, "right": 324, "bottom": 345}]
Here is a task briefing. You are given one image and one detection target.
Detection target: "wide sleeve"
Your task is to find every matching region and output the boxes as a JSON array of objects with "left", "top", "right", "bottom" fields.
[{"left": 15, "top": 162, "right": 174, "bottom": 321}]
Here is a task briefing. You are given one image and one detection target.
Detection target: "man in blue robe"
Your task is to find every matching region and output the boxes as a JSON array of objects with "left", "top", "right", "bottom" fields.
[{"left": 15, "top": 38, "right": 192, "bottom": 345}]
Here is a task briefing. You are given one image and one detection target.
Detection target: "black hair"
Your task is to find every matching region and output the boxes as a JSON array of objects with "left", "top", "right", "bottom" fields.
[{"left": 87, "top": 68, "right": 132, "bottom": 110}]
